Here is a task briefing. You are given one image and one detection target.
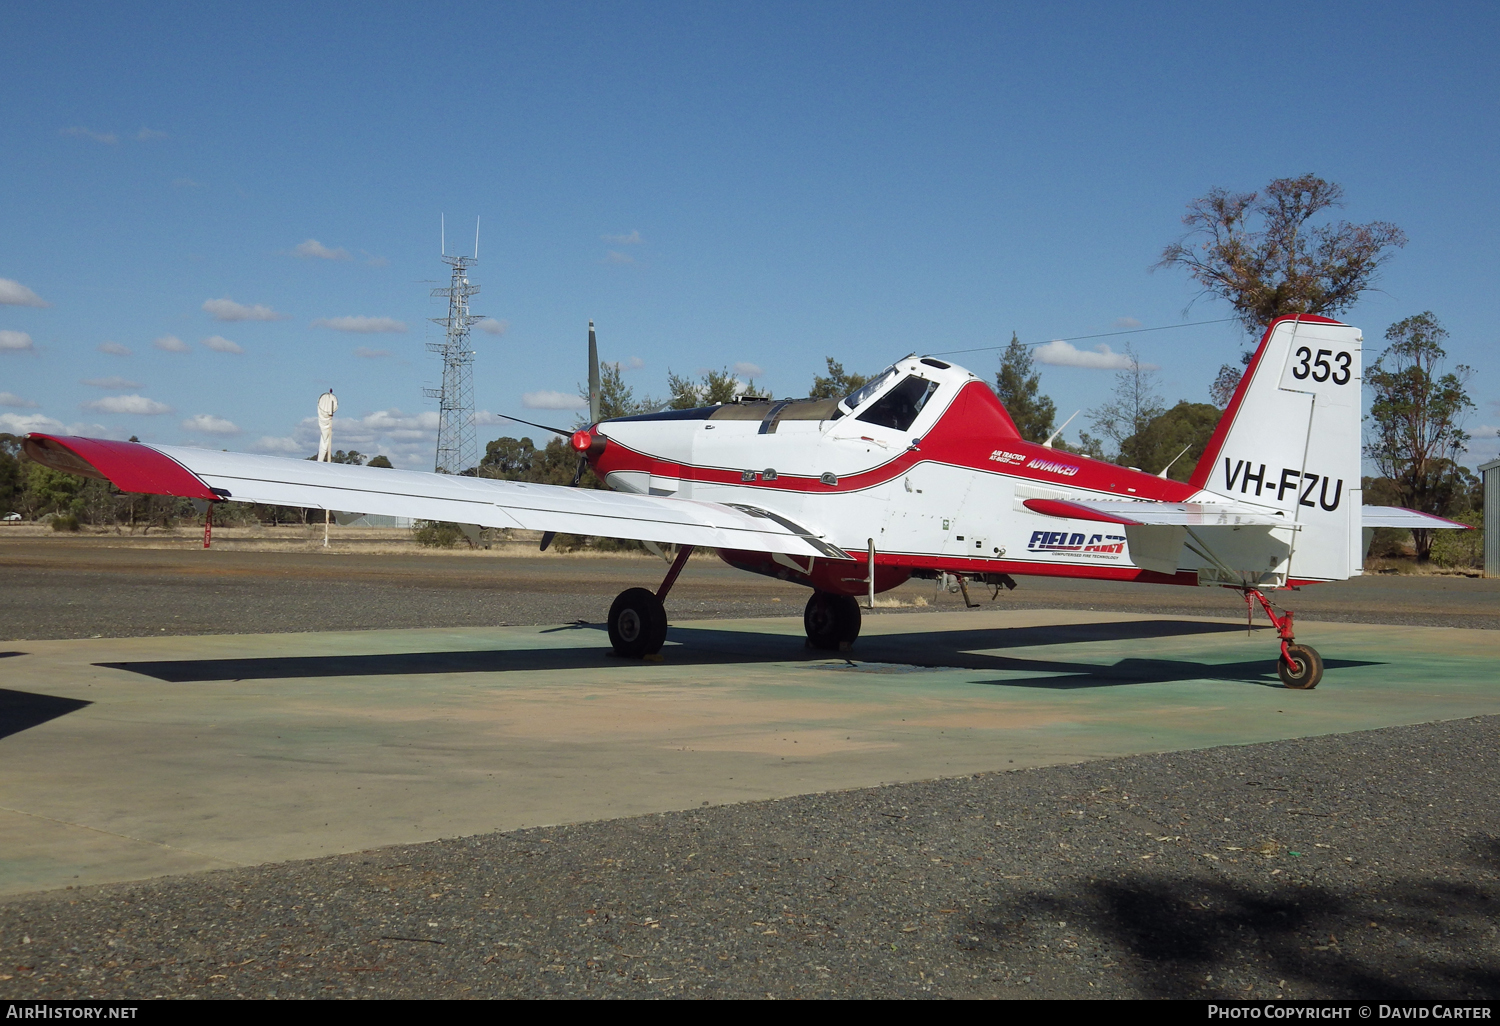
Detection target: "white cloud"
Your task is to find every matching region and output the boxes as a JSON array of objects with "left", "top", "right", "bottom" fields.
[
  {"left": 477, "top": 318, "right": 509, "bottom": 336},
  {"left": 1472, "top": 425, "right": 1499, "bottom": 439},
  {"left": 97, "top": 341, "right": 132, "bottom": 356},
  {"left": 83, "top": 376, "right": 142, "bottom": 389},
  {"left": 294, "top": 239, "right": 352, "bottom": 261},
  {"left": 251, "top": 408, "right": 446, "bottom": 468},
  {"left": 182, "top": 414, "right": 240, "bottom": 435},
  {"left": 136, "top": 127, "right": 168, "bottom": 141},
  {"left": 354, "top": 347, "right": 391, "bottom": 358},
  {"left": 201, "top": 335, "right": 243, "bottom": 354},
  {"left": 0, "top": 330, "right": 35, "bottom": 351},
  {"left": 60, "top": 126, "right": 118, "bottom": 144},
  {"left": 312, "top": 316, "right": 407, "bottom": 333},
  {"left": 83, "top": 394, "right": 174, "bottom": 415},
  {"left": 734, "top": 361, "right": 764, "bottom": 379},
  {"left": 1112, "top": 317, "right": 1143, "bottom": 330},
  {"left": 203, "top": 297, "right": 286, "bottom": 322},
  {"left": 154, "top": 335, "right": 190, "bottom": 353},
  {"left": 0, "top": 392, "right": 38, "bottom": 408},
  {"left": 604, "top": 356, "right": 646, "bottom": 372},
  {"left": 523, "top": 390, "right": 589, "bottom": 411},
  {"left": 1034, "top": 340, "right": 1158, "bottom": 371},
  {"left": 602, "top": 230, "right": 643, "bottom": 245},
  {"left": 250, "top": 435, "right": 305, "bottom": 455},
  {"left": 603, "top": 251, "right": 635, "bottom": 265},
  {"left": 0, "top": 279, "right": 49, "bottom": 307},
  {"left": 0, "top": 411, "right": 65, "bottom": 433}
]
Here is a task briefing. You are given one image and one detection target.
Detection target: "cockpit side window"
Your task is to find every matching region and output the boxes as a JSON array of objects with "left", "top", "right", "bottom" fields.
[{"left": 855, "top": 375, "right": 939, "bottom": 432}]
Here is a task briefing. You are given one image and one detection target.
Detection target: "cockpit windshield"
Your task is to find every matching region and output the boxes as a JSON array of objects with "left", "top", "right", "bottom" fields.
[
  {"left": 839, "top": 366, "right": 898, "bottom": 413},
  {"left": 855, "top": 375, "right": 939, "bottom": 432}
]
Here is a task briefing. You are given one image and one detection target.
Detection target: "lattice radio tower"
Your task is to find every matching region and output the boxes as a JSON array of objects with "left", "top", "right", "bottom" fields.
[{"left": 423, "top": 219, "right": 484, "bottom": 474}]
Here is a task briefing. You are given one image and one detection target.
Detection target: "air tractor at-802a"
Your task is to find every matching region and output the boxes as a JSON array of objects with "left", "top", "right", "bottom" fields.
[{"left": 25, "top": 315, "right": 1467, "bottom": 690}]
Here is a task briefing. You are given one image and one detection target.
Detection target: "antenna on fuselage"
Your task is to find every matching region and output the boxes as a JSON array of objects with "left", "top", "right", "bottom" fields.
[
  {"left": 1042, "top": 410, "right": 1079, "bottom": 449},
  {"left": 1157, "top": 444, "right": 1192, "bottom": 479}
]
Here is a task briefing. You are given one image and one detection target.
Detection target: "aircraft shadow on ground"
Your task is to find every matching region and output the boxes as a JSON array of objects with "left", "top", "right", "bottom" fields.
[
  {"left": 0, "top": 689, "right": 92, "bottom": 741},
  {"left": 92, "top": 618, "right": 1378, "bottom": 689},
  {"left": 978, "top": 853, "right": 1500, "bottom": 999},
  {"left": 0, "top": 652, "right": 24, "bottom": 659}
]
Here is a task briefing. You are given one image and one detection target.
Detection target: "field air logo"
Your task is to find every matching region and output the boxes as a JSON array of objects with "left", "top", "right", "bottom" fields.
[
  {"left": 1027, "top": 457, "right": 1079, "bottom": 477},
  {"left": 1221, "top": 458, "right": 1343, "bottom": 511},
  {"left": 1029, "top": 530, "right": 1125, "bottom": 558}
]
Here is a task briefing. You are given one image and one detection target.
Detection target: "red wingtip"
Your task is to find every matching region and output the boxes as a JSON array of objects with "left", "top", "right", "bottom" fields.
[{"left": 23, "top": 434, "right": 218, "bottom": 501}]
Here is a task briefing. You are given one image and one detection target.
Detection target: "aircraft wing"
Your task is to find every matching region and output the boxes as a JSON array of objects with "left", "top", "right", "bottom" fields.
[
  {"left": 22, "top": 434, "right": 850, "bottom": 559},
  {"left": 1021, "top": 497, "right": 1292, "bottom": 528},
  {"left": 1360, "top": 506, "right": 1472, "bottom": 529}
]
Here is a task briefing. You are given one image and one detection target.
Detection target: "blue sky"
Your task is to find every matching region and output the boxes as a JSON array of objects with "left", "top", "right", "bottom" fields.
[{"left": 2, "top": 1, "right": 1496, "bottom": 469}]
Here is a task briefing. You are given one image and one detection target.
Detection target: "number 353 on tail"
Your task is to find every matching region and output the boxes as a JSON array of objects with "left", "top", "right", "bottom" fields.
[{"left": 25, "top": 315, "right": 1467, "bottom": 690}]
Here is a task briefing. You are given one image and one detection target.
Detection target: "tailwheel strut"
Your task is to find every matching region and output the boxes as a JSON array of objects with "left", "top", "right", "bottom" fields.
[
  {"left": 607, "top": 544, "right": 692, "bottom": 659},
  {"left": 1243, "top": 588, "right": 1323, "bottom": 690}
]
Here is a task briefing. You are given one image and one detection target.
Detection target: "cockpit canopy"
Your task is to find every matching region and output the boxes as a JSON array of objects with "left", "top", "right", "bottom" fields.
[{"left": 838, "top": 364, "right": 942, "bottom": 432}]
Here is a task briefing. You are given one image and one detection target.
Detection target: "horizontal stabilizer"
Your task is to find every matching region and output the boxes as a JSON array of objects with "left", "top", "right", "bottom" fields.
[{"left": 1022, "top": 497, "right": 1294, "bottom": 528}]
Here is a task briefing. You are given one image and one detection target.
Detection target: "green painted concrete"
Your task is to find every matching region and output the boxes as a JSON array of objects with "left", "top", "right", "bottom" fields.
[{"left": 0, "top": 609, "right": 1494, "bottom": 896}]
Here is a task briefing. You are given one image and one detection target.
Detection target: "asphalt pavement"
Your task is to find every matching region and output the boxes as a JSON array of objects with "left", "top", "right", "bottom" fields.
[{"left": 0, "top": 536, "right": 1496, "bottom": 1000}]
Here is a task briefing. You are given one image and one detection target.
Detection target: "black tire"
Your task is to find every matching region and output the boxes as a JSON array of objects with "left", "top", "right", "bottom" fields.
[
  {"left": 1277, "top": 643, "right": 1324, "bottom": 690},
  {"left": 608, "top": 587, "right": 668, "bottom": 658},
  {"left": 804, "top": 591, "right": 862, "bottom": 651}
]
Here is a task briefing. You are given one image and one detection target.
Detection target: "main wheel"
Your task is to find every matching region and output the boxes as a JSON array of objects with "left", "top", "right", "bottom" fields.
[
  {"left": 1277, "top": 643, "right": 1324, "bottom": 690},
  {"left": 608, "top": 587, "right": 668, "bottom": 658},
  {"left": 804, "top": 591, "right": 862, "bottom": 651}
]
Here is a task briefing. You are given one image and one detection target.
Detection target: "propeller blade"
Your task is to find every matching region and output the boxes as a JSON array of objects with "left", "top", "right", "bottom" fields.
[
  {"left": 491, "top": 412, "right": 573, "bottom": 437},
  {"left": 588, "top": 320, "right": 601, "bottom": 425}
]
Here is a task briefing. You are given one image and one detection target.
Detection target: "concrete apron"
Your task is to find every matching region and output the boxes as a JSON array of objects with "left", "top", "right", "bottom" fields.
[{"left": 0, "top": 609, "right": 1495, "bottom": 896}]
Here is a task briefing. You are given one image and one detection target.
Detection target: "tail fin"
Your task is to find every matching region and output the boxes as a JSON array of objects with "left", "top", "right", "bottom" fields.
[{"left": 1189, "top": 315, "right": 1363, "bottom": 582}]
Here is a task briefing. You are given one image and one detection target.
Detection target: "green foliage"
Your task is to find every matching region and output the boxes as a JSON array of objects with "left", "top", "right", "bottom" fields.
[
  {"left": 1429, "top": 510, "right": 1483, "bottom": 569},
  {"left": 479, "top": 436, "right": 590, "bottom": 487},
  {"left": 305, "top": 450, "right": 366, "bottom": 465},
  {"left": 23, "top": 463, "right": 83, "bottom": 518},
  {"left": 1119, "top": 401, "right": 1221, "bottom": 481},
  {"left": 50, "top": 513, "right": 81, "bottom": 532},
  {"left": 993, "top": 333, "right": 1056, "bottom": 443},
  {"left": 1159, "top": 173, "right": 1407, "bottom": 337},
  {"left": 366, "top": 454, "right": 393, "bottom": 468},
  {"left": 666, "top": 368, "right": 768, "bottom": 409},
  {"left": 412, "top": 520, "right": 465, "bottom": 548},
  {"left": 1364, "top": 312, "right": 1475, "bottom": 561},
  {"left": 587, "top": 362, "right": 659, "bottom": 420},
  {"left": 0, "top": 433, "right": 23, "bottom": 516},
  {"left": 809, "top": 358, "right": 870, "bottom": 400}
]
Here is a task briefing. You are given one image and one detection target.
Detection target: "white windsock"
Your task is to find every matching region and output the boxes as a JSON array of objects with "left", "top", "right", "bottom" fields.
[{"left": 317, "top": 390, "right": 338, "bottom": 462}]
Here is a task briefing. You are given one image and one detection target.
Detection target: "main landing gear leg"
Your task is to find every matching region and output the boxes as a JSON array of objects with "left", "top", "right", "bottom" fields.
[
  {"left": 607, "top": 545, "right": 693, "bottom": 659},
  {"left": 1244, "top": 588, "right": 1324, "bottom": 690}
]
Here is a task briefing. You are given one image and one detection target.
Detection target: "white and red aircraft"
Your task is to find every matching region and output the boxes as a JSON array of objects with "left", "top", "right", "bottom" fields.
[{"left": 25, "top": 314, "right": 1463, "bottom": 689}]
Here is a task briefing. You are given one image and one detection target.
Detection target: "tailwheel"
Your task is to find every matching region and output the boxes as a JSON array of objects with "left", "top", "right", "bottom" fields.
[
  {"left": 804, "top": 590, "right": 862, "bottom": 651},
  {"left": 1277, "top": 643, "right": 1324, "bottom": 690},
  {"left": 608, "top": 587, "right": 668, "bottom": 658}
]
